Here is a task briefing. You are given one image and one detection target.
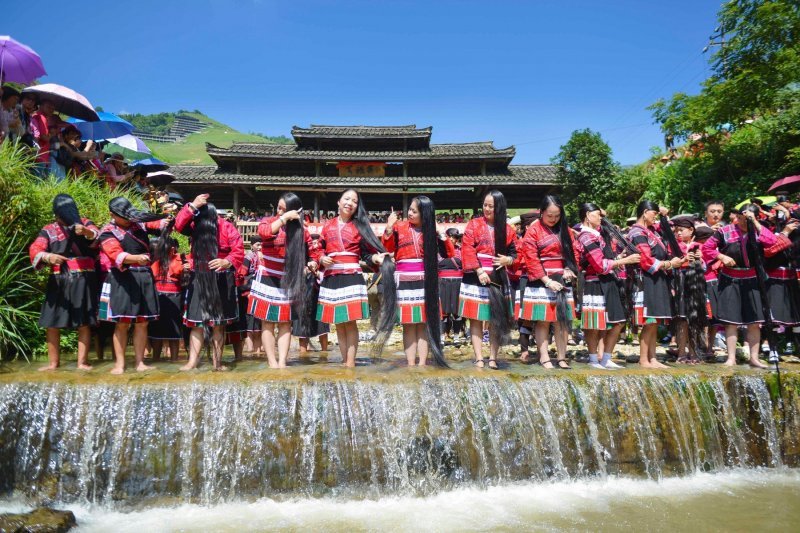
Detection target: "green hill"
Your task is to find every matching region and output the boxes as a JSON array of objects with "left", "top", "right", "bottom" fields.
[{"left": 118, "top": 111, "right": 292, "bottom": 165}]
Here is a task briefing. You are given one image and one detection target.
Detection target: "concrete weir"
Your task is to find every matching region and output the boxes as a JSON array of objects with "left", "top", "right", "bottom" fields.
[{"left": 0, "top": 361, "right": 798, "bottom": 507}]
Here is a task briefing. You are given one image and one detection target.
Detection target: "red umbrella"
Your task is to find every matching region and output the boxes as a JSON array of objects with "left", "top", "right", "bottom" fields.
[{"left": 768, "top": 175, "right": 800, "bottom": 192}]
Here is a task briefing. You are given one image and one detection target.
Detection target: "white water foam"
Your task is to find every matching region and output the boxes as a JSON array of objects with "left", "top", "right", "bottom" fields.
[{"left": 3, "top": 469, "right": 799, "bottom": 532}]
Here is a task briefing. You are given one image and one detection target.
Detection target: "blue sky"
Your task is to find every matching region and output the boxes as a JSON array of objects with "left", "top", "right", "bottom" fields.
[{"left": 7, "top": 0, "right": 721, "bottom": 164}]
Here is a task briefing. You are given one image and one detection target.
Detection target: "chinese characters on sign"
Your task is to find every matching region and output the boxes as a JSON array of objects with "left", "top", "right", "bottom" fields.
[{"left": 337, "top": 161, "right": 386, "bottom": 177}]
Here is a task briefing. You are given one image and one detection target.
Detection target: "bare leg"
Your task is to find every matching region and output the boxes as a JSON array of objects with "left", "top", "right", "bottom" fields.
[
  {"left": 724, "top": 324, "right": 739, "bottom": 366},
  {"left": 76, "top": 326, "right": 92, "bottom": 370},
  {"left": 261, "top": 322, "right": 279, "bottom": 368},
  {"left": 553, "top": 321, "right": 569, "bottom": 365},
  {"left": 212, "top": 326, "right": 226, "bottom": 370},
  {"left": 639, "top": 324, "right": 657, "bottom": 368},
  {"left": 675, "top": 319, "right": 688, "bottom": 362},
  {"left": 232, "top": 340, "right": 244, "bottom": 362},
  {"left": 417, "top": 323, "right": 429, "bottom": 366},
  {"left": 320, "top": 333, "right": 329, "bottom": 351},
  {"left": 40, "top": 328, "right": 60, "bottom": 371},
  {"left": 111, "top": 322, "right": 130, "bottom": 374},
  {"left": 584, "top": 329, "right": 601, "bottom": 356},
  {"left": 276, "top": 322, "right": 292, "bottom": 367},
  {"left": 470, "top": 319, "right": 484, "bottom": 366},
  {"left": 150, "top": 339, "right": 164, "bottom": 361},
  {"left": 336, "top": 324, "right": 349, "bottom": 365},
  {"left": 298, "top": 338, "right": 310, "bottom": 357},
  {"left": 746, "top": 324, "right": 767, "bottom": 368},
  {"left": 180, "top": 327, "right": 204, "bottom": 370},
  {"left": 344, "top": 322, "right": 359, "bottom": 367},
  {"left": 602, "top": 323, "right": 624, "bottom": 354},
  {"left": 134, "top": 323, "right": 153, "bottom": 371},
  {"left": 403, "top": 324, "right": 417, "bottom": 365},
  {"left": 534, "top": 321, "right": 554, "bottom": 368},
  {"left": 168, "top": 340, "right": 180, "bottom": 361}
]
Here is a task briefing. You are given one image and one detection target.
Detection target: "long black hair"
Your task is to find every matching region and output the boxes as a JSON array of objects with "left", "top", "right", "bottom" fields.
[
  {"left": 486, "top": 189, "right": 513, "bottom": 345},
  {"left": 742, "top": 204, "right": 775, "bottom": 342},
  {"left": 279, "top": 192, "right": 309, "bottom": 328},
  {"left": 541, "top": 195, "right": 576, "bottom": 331},
  {"left": 192, "top": 203, "right": 224, "bottom": 322},
  {"left": 674, "top": 219, "right": 709, "bottom": 354},
  {"left": 415, "top": 195, "right": 448, "bottom": 367},
  {"left": 153, "top": 218, "right": 177, "bottom": 282},
  {"left": 342, "top": 189, "right": 398, "bottom": 357},
  {"left": 598, "top": 210, "right": 640, "bottom": 321}
]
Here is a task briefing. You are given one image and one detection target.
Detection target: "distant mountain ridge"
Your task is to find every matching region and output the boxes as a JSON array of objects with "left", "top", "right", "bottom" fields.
[{"left": 115, "top": 111, "right": 291, "bottom": 165}]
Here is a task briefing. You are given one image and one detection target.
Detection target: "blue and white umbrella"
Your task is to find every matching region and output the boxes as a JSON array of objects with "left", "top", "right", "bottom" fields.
[
  {"left": 67, "top": 112, "right": 134, "bottom": 141},
  {"left": 107, "top": 134, "right": 151, "bottom": 154}
]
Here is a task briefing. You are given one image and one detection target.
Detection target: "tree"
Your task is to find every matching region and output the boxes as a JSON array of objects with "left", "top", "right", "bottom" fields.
[
  {"left": 650, "top": 0, "right": 800, "bottom": 139},
  {"left": 552, "top": 129, "right": 620, "bottom": 216}
]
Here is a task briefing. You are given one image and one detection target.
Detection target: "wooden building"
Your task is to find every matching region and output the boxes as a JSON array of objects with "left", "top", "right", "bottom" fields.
[{"left": 169, "top": 125, "right": 559, "bottom": 217}]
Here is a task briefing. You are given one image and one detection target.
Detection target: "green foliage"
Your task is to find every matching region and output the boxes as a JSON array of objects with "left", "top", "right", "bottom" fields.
[
  {"left": 0, "top": 141, "right": 147, "bottom": 359},
  {"left": 118, "top": 112, "right": 176, "bottom": 136},
  {"left": 551, "top": 128, "right": 621, "bottom": 217},
  {"left": 249, "top": 132, "right": 293, "bottom": 144}
]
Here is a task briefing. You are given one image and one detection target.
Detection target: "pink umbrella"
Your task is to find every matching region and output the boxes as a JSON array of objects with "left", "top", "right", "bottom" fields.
[
  {"left": 0, "top": 36, "right": 46, "bottom": 84},
  {"left": 768, "top": 175, "right": 800, "bottom": 192},
  {"left": 21, "top": 83, "right": 99, "bottom": 121}
]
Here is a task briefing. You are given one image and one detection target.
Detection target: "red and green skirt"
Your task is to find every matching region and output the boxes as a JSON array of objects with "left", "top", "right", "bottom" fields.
[
  {"left": 519, "top": 279, "right": 575, "bottom": 322},
  {"left": 317, "top": 273, "right": 370, "bottom": 324},
  {"left": 581, "top": 276, "right": 626, "bottom": 330},
  {"left": 248, "top": 269, "right": 292, "bottom": 324},
  {"left": 458, "top": 272, "right": 492, "bottom": 321},
  {"left": 397, "top": 279, "right": 426, "bottom": 324}
]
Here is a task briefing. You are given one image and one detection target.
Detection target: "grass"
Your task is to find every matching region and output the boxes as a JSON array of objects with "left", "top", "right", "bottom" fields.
[{"left": 147, "top": 112, "right": 292, "bottom": 165}]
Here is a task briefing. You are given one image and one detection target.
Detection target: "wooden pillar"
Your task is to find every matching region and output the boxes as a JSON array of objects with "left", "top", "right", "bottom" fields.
[
  {"left": 233, "top": 187, "right": 240, "bottom": 217},
  {"left": 314, "top": 192, "right": 320, "bottom": 222},
  {"left": 402, "top": 192, "right": 409, "bottom": 215}
]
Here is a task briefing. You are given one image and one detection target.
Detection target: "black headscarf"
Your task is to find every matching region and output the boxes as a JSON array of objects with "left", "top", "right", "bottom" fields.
[{"left": 109, "top": 197, "right": 167, "bottom": 223}]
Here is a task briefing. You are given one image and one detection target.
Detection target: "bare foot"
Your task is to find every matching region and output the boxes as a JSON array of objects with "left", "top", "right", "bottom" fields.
[
  {"left": 110, "top": 366, "right": 124, "bottom": 375},
  {"left": 723, "top": 360, "right": 737, "bottom": 367},
  {"left": 651, "top": 360, "right": 670, "bottom": 369},
  {"left": 639, "top": 361, "right": 654, "bottom": 368},
  {"left": 77, "top": 364, "right": 93, "bottom": 371},
  {"left": 136, "top": 363, "right": 154, "bottom": 372},
  {"left": 214, "top": 365, "right": 229, "bottom": 372},
  {"left": 179, "top": 364, "right": 196, "bottom": 371},
  {"left": 749, "top": 359, "right": 768, "bottom": 369},
  {"left": 38, "top": 364, "right": 58, "bottom": 372}
]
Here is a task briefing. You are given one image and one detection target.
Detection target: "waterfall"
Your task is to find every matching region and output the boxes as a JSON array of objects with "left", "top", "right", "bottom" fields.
[{"left": 0, "top": 374, "right": 797, "bottom": 507}]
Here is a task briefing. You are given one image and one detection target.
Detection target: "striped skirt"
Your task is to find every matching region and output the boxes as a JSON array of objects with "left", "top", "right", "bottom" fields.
[
  {"left": 519, "top": 276, "right": 575, "bottom": 323},
  {"left": 317, "top": 273, "right": 370, "bottom": 324},
  {"left": 99, "top": 267, "right": 159, "bottom": 324},
  {"left": 248, "top": 268, "right": 292, "bottom": 323},
  {"left": 581, "top": 276, "right": 625, "bottom": 330},
  {"left": 183, "top": 269, "right": 239, "bottom": 328},
  {"left": 397, "top": 279, "right": 426, "bottom": 324}
]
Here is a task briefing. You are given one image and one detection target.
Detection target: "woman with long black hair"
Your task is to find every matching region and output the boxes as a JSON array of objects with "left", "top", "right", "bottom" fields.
[
  {"left": 382, "top": 195, "right": 452, "bottom": 367},
  {"left": 439, "top": 228, "right": 464, "bottom": 344},
  {"left": 670, "top": 217, "right": 710, "bottom": 364},
  {"left": 29, "top": 194, "right": 100, "bottom": 371},
  {"left": 316, "top": 189, "right": 396, "bottom": 367},
  {"left": 628, "top": 200, "right": 685, "bottom": 368},
  {"left": 97, "top": 197, "right": 169, "bottom": 374},
  {"left": 174, "top": 194, "right": 244, "bottom": 371},
  {"left": 577, "top": 203, "right": 640, "bottom": 369},
  {"left": 458, "top": 190, "right": 517, "bottom": 369},
  {"left": 702, "top": 204, "right": 793, "bottom": 367},
  {"left": 149, "top": 230, "right": 186, "bottom": 361},
  {"left": 248, "top": 193, "right": 314, "bottom": 368},
  {"left": 520, "top": 195, "right": 580, "bottom": 369}
]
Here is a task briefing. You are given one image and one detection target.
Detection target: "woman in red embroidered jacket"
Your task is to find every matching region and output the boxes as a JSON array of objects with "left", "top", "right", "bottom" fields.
[
  {"left": 316, "top": 189, "right": 394, "bottom": 367},
  {"left": 249, "top": 192, "right": 315, "bottom": 368},
  {"left": 382, "top": 195, "right": 452, "bottom": 367},
  {"left": 577, "top": 203, "right": 640, "bottom": 370},
  {"left": 520, "top": 195, "right": 580, "bottom": 370},
  {"left": 29, "top": 194, "right": 100, "bottom": 371},
  {"left": 702, "top": 204, "right": 794, "bottom": 367},
  {"left": 174, "top": 194, "right": 245, "bottom": 371},
  {"left": 458, "top": 190, "right": 516, "bottom": 369},
  {"left": 97, "top": 197, "right": 169, "bottom": 374},
  {"left": 149, "top": 233, "right": 187, "bottom": 361},
  {"left": 438, "top": 228, "right": 464, "bottom": 344},
  {"left": 671, "top": 217, "right": 710, "bottom": 364},
  {"left": 629, "top": 201, "right": 685, "bottom": 369}
]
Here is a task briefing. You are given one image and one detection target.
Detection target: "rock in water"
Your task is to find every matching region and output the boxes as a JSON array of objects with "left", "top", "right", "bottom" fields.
[{"left": 0, "top": 507, "right": 76, "bottom": 532}]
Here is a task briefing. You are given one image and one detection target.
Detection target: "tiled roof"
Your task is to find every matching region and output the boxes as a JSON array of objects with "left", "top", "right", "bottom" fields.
[
  {"left": 170, "top": 164, "right": 557, "bottom": 186},
  {"left": 207, "top": 141, "right": 515, "bottom": 161},
  {"left": 292, "top": 125, "right": 432, "bottom": 138}
]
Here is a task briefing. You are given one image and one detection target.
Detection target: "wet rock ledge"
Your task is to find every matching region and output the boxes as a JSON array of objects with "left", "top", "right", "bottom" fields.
[{"left": 0, "top": 507, "right": 76, "bottom": 533}]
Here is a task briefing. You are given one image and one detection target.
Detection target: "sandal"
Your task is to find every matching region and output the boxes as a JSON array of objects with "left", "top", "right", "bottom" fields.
[
  {"left": 537, "top": 359, "right": 555, "bottom": 370},
  {"left": 556, "top": 359, "right": 572, "bottom": 370},
  {"left": 474, "top": 359, "right": 485, "bottom": 368},
  {"left": 519, "top": 352, "right": 532, "bottom": 364},
  {"left": 488, "top": 359, "right": 499, "bottom": 370},
  {"left": 676, "top": 356, "right": 691, "bottom": 364}
]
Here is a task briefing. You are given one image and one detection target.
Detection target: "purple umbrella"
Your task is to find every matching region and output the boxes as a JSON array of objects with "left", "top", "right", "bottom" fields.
[
  {"left": 21, "top": 83, "right": 99, "bottom": 122},
  {"left": 0, "top": 36, "right": 47, "bottom": 84}
]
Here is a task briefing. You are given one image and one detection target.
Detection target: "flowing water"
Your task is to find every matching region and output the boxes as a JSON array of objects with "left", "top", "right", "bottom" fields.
[{"left": 1, "top": 362, "right": 799, "bottom": 530}]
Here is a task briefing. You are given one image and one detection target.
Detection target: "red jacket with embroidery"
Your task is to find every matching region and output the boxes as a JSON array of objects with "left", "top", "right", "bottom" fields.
[
  {"left": 628, "top": 224, "right": 669, "bottom": 275},
  {"left": 151, "top": 253, "right": 185, "bottom": 293},
  {"left": 174, "top": 204, "right": 245, "bottom": 270},
  {"left": 381, "top": 221, "right": 455, "bottom": 261},
  {"left": 701, "top": 223, "right": 782, "bottom": 269},
  {"left": 29, "top": 219, "right": 99, "bottom": 270},
  {"left": 461, "top": 216, "right": 517, "bottom": 272},
  {"left": 256, "top": 215, "right": 316, "bottom": 278},
  {"left": 521, "top": 220, "right": 580, "bottom": 280},
  {"left": 578, "top": 225, "right": 617, "bottom": 278},
  {"left": 97, "top": 219, "right": 168, "bottom": 271},
  {"left": 317, "top": 217, "right": 379, "bottom": 275}
]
